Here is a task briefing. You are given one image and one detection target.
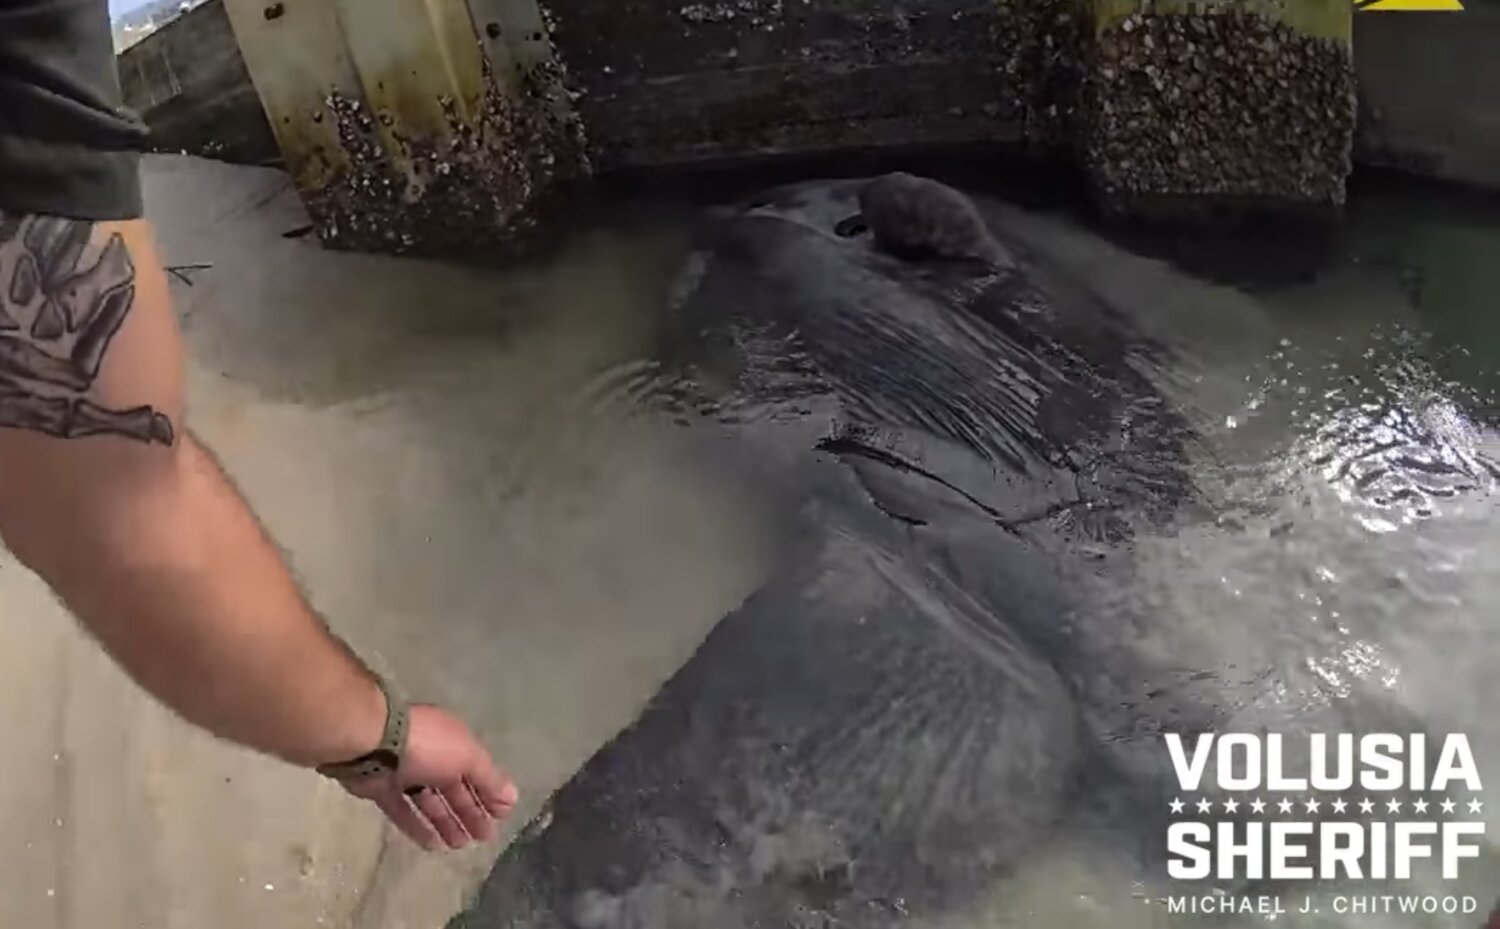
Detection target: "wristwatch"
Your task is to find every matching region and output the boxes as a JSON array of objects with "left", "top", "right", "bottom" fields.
[{"left": 315, "top": 674, "right": 411, "bottom": 782}]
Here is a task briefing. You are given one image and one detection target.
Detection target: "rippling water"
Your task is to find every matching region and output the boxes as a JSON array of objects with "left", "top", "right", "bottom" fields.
[
  {"left": 1014, "top": 181, "right": 1500, "bottom": 928},
  {"left": 457, "top": 174, "right": 1500, "bottom": 929}
]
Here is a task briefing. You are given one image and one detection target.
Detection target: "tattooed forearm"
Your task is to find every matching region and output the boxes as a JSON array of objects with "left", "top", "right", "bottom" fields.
[{"left": 0, "top": 211, "right": 174, "bottom": 445}]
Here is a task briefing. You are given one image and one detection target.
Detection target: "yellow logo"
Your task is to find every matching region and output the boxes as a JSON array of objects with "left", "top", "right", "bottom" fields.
[{"left": 1354, "top": 0, "right": 1464, "bottom": 10}]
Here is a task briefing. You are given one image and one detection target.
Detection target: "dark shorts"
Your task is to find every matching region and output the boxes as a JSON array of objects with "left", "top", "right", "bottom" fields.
[{"left": 0, "top": 0, "right": 146, "bottom": 220}]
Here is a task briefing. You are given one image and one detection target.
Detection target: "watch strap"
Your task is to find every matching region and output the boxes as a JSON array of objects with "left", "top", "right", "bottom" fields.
[{"left": 315, "top": 674, "right": 410, "bottom": 781}]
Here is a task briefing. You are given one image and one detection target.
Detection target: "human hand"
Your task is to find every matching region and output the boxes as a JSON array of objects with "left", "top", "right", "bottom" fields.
[{"left": 341, "top": 705, "right": 518, "bottom": 850}]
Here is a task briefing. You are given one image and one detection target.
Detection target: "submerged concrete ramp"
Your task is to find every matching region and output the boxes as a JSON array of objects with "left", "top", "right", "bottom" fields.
[{"left": 0, "top": 153, "right": 766, "bottom": 929}]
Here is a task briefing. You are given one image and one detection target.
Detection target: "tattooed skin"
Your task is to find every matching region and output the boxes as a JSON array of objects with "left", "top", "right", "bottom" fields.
[{"left": 0, "top": 212, "right": 174, "bottom": 445}]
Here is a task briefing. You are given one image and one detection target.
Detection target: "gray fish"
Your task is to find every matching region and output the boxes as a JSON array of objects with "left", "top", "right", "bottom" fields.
[{"left": 452, "top": 179, "right": 1418, "bottom": 929}]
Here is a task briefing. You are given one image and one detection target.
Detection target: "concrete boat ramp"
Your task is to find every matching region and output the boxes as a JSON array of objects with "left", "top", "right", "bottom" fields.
[{"left": 0, "top": 154, "right": 766, "bottom": 929}]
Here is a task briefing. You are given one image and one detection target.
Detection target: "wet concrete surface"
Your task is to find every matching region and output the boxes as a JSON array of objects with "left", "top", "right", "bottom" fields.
[
  {"left": 5, "top": 157, "right": 1500, "bottom": 929},
  {"left": 0, "top": 155, "right": 767, "bottom": 929}
]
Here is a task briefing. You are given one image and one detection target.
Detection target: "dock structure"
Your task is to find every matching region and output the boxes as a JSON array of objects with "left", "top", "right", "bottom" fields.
[{"left": 117, "top": 0, "right": 1493, "bottom": 257}]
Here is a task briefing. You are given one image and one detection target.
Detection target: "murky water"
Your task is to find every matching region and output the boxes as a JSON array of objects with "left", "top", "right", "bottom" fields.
[
  {"left": 455, "top": 172, "right": 1500, "bottom": 929},
  {"left": 7, "top": 155, "right": 1495, "bottom": 929},
  {"left": 944, "top": 182, "right": 1500, "bottom": 928}
]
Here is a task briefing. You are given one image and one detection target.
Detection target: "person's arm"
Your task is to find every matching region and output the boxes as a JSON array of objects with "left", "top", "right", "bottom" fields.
[{"left": 0, "top": 213, "right": 514, "bottom": 850}]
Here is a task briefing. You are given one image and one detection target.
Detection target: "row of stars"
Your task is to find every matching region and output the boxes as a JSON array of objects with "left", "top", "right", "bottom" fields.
[{"left": 1169, "top": 797, "right": 1484, "bottom": 816}]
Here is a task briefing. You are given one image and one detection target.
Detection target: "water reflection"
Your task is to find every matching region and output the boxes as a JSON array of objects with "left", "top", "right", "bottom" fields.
[{"left": 1232, "top": 326, "right": 1499, "bottom": 534}]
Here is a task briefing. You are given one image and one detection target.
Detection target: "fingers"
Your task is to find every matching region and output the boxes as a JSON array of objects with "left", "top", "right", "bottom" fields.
[
  {"left": 443, "top": 780, "right": 497, "bottom": 843},
  {"left": 411, "top": 786, "right": 471, "bottom": 849},
  {"left": 464, "top": 754, "right": 519, "bottom": 818},
  {"left": 374, "top": 792, "right": 443, "bottom": 851},
  {"left": 354, "top": 705, "right": 517, "bottom": 851}
]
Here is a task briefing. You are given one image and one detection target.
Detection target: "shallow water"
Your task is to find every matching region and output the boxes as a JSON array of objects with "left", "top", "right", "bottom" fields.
[
  {"left": 8, "top": 155, "right": 1494, "bottom": 929},
  {"left": 122, "top": 161, "right": 1500, "bottom": 929},
  {"left": 983, "top": 184, "right": 1500, "bottom": 927},
  {"left": 461, "top": 172, "right": 1500, "bottom": 929},
  {"left": 2, "top": 156, "right": 771, "bottom": 929}
]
